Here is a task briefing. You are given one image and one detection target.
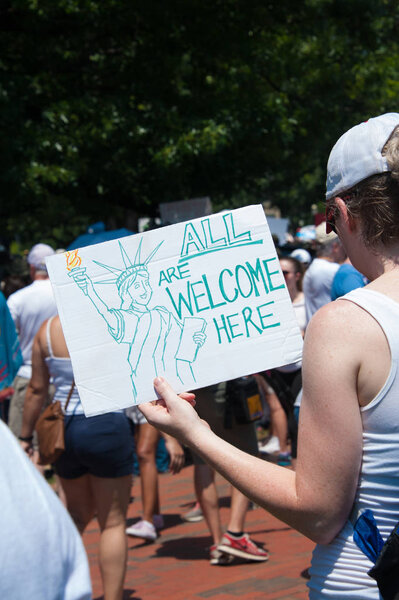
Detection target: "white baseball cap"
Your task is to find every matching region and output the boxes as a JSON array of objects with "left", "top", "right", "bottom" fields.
[
  {"left": 27, "top": 243, "right": 55, "bottom": 271},
  {"left": 326, "top": 113, "right": 399, "bottom": 200}
]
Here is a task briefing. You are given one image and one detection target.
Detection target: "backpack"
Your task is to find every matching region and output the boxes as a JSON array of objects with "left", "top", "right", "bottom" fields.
[{"left": 224, "top": 376, "right": 263, "bottom": 428}]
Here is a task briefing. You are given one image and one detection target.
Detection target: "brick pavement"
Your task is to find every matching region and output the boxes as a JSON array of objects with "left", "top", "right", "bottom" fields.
[{"left": 83, "top": 464, "right": 314, "bottom": 599}]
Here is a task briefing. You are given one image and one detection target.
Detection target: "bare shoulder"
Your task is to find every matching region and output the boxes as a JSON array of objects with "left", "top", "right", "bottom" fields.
[
  {"left": 305, "top": 298, "right": 370, "bottom": 344},
  {"left": 304, "top": 297, "right": 389, "bottom": 392},
  {"left": 36, "top": 319, "right": 49, "bottom": 347},
  {"left": 303, "top": 298, "right": 379, "bottom": 381}
]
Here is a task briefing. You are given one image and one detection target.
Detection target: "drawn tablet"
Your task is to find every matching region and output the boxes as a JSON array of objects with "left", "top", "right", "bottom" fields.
[{"left": 175, "top": 317, "right": 207, "bottom": 363}]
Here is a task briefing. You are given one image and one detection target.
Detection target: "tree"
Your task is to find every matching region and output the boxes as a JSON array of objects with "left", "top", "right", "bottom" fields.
[{"left": 0, "top": 0, "right": 398, "bottom": 249}]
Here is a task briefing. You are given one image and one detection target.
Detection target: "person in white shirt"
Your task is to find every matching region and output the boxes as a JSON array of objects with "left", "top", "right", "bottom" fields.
[
  {"left": 303, "top": 224, "right": 345, "bottom": 323},
  {"left": 0, "top": 419, "right": 91, "bottom": 600},
  {"left": 7, "top": 243, "right": 57, "bottom": 454}
]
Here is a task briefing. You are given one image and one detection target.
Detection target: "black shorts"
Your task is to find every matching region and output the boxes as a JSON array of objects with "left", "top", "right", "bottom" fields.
[
  {"left": 192, "top": 384, "right": 259, "bottom": 465},
  {"left": 54, "top": 412, "right": 135, "bottom": 479}
]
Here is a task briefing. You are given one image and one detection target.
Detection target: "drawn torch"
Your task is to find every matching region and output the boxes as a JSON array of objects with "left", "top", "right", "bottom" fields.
[{"left": 66, "top": 249, "right": 88, "bottom": 295}]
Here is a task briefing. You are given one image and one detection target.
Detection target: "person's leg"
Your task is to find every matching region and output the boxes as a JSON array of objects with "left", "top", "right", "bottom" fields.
[
  {"left": 55, "top": 474, "right": 67, "bottom": 507},
  {"left": 263, "top": 389, "right": 289, "bottom": 453},
  {"left": 194, "top": 463, "right": 222, "bottom": 545},
  {"left": 194, "top": 462, "right": 232, "bottom": 565},
  {"left": 226, "top": 485, "right": 249, "bottom": 533},
  {"left": 7, "top": 376, "right": 26, "bottom": 438},
  {"left": 91, "top": 474, "right": 132, "bottom": 600},
  {"left": 218, "top": 485, "right": 269, "bottom": 562},
  {"left": 135, "top": 423, "right": 160, "bottom": 522},
  {"left": 58, "top": 474, "right": 96, "bottom": 534}
]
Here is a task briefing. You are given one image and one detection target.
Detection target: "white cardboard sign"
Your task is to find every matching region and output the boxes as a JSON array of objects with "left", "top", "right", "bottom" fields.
[{"left": 46, "top": 205, "right": 303, "bottom": 416}]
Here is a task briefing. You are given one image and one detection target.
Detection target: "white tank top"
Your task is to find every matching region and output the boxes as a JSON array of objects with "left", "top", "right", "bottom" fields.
[
  {"left": 44, "top": 318, "right": 84, "bottom": 415},
  {"left": 308, "top": 288, "right": 399, "bottom": 599}
]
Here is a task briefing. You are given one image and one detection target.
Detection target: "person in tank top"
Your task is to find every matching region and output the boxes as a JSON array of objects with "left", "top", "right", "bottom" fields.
[
  {"left": 20, "top": 315, "right": 134, "bottom": 600},
  {"left": 138, "top": 113, "right": 399, "bottom": 598}
]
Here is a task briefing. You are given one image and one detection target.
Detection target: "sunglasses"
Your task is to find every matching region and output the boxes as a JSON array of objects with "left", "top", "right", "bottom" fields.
[
  {"left": 326, "top": 193, "right": 354, "bottom": 234},
  {"left": 325, "top": 204, "right": 336, "bottom": 234}
]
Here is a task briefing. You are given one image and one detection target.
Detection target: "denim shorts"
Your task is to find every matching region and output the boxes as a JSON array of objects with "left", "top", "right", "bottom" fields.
[{"left": 54, "top": 412, "right": 135, "bottom": 479}]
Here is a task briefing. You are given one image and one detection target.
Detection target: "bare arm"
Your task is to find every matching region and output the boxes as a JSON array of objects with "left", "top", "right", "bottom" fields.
[
  {"left": 140, "top": 300, "right": 364, "bottom": 544},
  {"left": 20, "top": 322, "right": 51, "bottom": 452},
  {"left": 161, "top": 433, "right": 185, "bottom": 474}
]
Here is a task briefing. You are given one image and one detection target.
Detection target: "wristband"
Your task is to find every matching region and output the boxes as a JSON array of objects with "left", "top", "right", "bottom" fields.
[{"left": 18, "top": 435, "right": 33, "bottom": 442}]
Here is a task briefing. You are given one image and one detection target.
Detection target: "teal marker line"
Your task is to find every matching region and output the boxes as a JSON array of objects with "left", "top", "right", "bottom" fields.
[{"left": 178, "top": 240, "right": 264, "bottom": 263}]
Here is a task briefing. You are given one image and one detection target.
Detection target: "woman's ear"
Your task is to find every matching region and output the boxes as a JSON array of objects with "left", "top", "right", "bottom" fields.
[{"left": 335, "top": 197, "right": 357, "bottom": 232}]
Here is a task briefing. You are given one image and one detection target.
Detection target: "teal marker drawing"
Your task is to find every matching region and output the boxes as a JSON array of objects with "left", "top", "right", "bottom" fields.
[{"left": 69, "top": 239, "right": 207, "bottom": 402}]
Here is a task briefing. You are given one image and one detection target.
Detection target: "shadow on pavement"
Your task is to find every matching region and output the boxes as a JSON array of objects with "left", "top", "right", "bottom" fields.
[
  {"left": 94, "top": 589, "right": 140, "bottom": 600},
  {"left": 154, "top": 535, "right": 212, "bottom": 561}
]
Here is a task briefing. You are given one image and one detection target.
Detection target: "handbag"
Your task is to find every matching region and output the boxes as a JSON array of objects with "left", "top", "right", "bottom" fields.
[{"left": 35, "top": 381, "right": 74, "bottom": 466}]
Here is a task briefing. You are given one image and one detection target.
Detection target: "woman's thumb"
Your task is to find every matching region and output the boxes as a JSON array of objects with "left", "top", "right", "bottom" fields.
[{"left": 153, "top": 377, "right": 178, "bottom": 406}]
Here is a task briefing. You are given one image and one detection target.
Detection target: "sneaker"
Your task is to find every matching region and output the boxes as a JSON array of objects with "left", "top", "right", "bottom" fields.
[
  {"left": 259, "top": 435, "right": 280, "bottom": 454},
  {"left": 218, "top": 533, "right": 269, "bottom": 562},
  {"left": 181, "top": 502, "right": 204, "bottom": 523},
  {"left": 153, "top": 514, "right": 164, "bottom": 530},
  {"left": 125, "top": 519, "right": 157, "bottom": 541},
  {"left": 209, "top": 544, "right": 234, "bottom": 566}
]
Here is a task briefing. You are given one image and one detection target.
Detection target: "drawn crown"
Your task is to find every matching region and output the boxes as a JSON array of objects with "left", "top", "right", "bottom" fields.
[{"left": 94, "top": 238, "right": 163, "bottom": 290}]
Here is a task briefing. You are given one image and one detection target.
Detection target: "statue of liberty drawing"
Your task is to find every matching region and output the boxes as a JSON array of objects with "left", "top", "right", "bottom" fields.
[{"left": 68, "top": 240, "right": 207, "bottom": 403}]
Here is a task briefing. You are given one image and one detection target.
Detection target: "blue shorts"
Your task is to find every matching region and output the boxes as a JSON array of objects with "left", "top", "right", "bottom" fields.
[{"left": 54, "top": 412, "right": 135, "bottom": 479}]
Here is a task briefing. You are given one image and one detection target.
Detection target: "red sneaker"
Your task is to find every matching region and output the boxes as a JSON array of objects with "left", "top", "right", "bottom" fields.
[
  {"left": 217, "top": 533, "right": 269, "bottom": 562},
  {"left": 209, "top": 544, "right": 234, "bottom": 566}
]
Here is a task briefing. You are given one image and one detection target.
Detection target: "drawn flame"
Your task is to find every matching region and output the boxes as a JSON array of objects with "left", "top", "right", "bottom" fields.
[{"left": 66, "top": 249, "right": 82, "bottom": 271}]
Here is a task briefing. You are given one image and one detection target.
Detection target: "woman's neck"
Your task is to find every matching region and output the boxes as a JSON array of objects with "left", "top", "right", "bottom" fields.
[{"left": 291, "top": 289, "right": 304, "bottom": 304}]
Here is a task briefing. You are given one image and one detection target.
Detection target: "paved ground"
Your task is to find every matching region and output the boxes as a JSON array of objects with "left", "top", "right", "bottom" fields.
[{"left": 82, "top": 463, "right": 314, "bottom": 599}]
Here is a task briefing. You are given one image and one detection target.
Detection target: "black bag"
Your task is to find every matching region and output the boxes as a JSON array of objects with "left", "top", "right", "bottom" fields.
[
  {"left": 368, "top": 521, "right": 399, "bottom": 600},
  {"left": 225, "top": 376, "right": 263, "bottom": 427}
]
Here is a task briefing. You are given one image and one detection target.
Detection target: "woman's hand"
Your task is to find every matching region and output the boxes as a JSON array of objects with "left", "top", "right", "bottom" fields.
[
  {"left": 19, "top": 439, "right": 33, "bottom": 458},
  {"left": 139, "top": 377, "right": 207, "bottom": 444}
]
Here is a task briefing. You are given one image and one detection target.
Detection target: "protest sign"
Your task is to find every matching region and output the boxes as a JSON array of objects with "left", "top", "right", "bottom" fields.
[{"left": 46, "top": 205, "right": 303, "bottom": 416}]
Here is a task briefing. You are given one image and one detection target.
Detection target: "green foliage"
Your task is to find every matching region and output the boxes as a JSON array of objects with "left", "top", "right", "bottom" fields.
[{"left": 0, "top": 0, "right": 398, "bottom": 249}]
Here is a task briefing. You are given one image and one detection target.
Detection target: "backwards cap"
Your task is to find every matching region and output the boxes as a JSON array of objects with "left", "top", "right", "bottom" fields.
[
  {"left": 290, "top": 248, "right": 312, "bottom": 265},
  {"left": 27, "top": 243, "right": 55, "bottom": 272},
  {"left": 326, "top": 113, "right": 399, "bottom": 200}
]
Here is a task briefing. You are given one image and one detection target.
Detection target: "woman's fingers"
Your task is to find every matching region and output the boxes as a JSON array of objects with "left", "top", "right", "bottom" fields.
[
  {"left": 179, "top": 392, "right": 196, "bottom": 407},
  {"left": 179, "top": 392, "right": 195, "bottom": 400}
]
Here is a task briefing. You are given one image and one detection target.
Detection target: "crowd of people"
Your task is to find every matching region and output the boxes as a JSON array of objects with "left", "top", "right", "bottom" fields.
[{"left": 1, "top": 111, "right": 398, "bottom": 599}]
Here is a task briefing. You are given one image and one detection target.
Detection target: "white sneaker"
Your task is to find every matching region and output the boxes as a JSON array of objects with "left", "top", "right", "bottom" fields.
[
  {"left": 259, "top": 435, "right": 280, "bottom": 454},
  {"left": 126, "top": 519, "right": 157, "bottom": 541}
]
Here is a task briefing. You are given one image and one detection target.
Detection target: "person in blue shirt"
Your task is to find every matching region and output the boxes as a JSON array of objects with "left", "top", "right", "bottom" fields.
[
  {"left": 331, "top": 259, "right": 366, "bottom": 300},
  {"left": 0, "top": 290, "right": 22, "bottom": 419}
]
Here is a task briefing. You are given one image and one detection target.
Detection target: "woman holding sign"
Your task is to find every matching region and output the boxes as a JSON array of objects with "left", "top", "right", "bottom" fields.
[{"left": 140, "top": 113, "right": 399, "bottom": 598}]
